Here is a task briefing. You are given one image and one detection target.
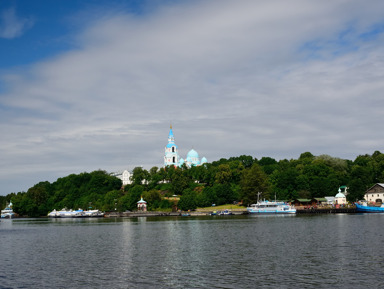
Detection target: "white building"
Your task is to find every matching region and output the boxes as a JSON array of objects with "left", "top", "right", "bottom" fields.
[
  {"left": 164, "top": 125, "right": 207, "bottom": 167},
  {"left": 364, "top": 183, "right": 384, "bottom": 203},
  {"left": 112, "top": 170, "right": 132, "bottom": 186},
  {"left": 335, "top": 187, "right": 347, "bottom": 205},
  {"left": 324, "top": 196, "right": 335, "bottom": 205}
]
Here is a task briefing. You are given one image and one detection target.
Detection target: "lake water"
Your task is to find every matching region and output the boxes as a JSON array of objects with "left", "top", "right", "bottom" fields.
[{"left": 1, "top": 214, "right": 383, "bottom": 289}]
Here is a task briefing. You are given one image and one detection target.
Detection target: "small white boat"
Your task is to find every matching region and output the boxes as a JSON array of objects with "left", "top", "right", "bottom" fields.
[
  {"left": 83, "top": 209, "right": 104, "bottom": 217},
  {"left": 1, "top": 202, "right": 16, "bottom": 218},
  {"left": 218, "top": 209, "right": 233, "bottom": 215},
  {"left": 247, "top": 200, "right": 296, "bottom": 214}
]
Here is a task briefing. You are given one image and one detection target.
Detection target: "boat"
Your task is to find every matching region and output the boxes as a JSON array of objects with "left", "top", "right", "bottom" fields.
[
  {"left": 355, "top": 201, "right": 384, "bottom": 213},
  {"left": 83, "top": 209, "right": 104, "bottom": 217},
  {"left": 218, "top": 209, "right": 232, "bottom": 215},
  {"left": 1, "top": 202, "right": 16, "bottom": 218},
  {"left": 47, "top": 209, "right": 59, "bottom": 218},
  {"left": 47, "top": 208, "right": 104, "bottom": 218},
  {"left": 247, "top": 200, "right": 296, "bottom": 214}
]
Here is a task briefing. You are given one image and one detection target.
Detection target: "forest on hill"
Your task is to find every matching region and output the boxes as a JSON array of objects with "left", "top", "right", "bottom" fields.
[{"left": 1, "top": 151, "right": 383, "bottom": 217}]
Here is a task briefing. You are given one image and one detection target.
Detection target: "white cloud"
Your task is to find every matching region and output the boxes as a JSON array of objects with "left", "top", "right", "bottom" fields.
[
  {"left": 1, "top": 0, "right": 384, "bottom": 194},
  {"left": 0, "top": 7, "right": 33, "bottom": 39}
]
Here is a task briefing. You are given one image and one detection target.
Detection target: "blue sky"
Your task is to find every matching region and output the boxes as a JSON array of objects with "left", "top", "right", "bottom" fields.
[{"left": 1, "top": 0, "right": 384, "bottom": 195}]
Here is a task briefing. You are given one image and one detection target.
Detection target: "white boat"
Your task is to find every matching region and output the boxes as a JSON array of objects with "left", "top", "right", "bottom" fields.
[
  {"left": 1, "top": 202, "right": 16, "bottom": 218},
  {"left": 247, "top": 200, "right": 296, "bottom": 214},
  {"left": 47, "top": 209, "right": 59, "bottom": 217},
  {"left": 83, "top": 209, "right": 104, "bottom": 217},
  {"left": 218, "top": 209, "right": 233, "bottom": 215},
  {"left": 48, "top": 208, "right": 104, "bottom": 218}
]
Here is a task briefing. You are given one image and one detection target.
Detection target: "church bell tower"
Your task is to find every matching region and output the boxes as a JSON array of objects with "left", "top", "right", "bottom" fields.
[{"left": 164, "top": 125, "right": 179, "bottom": 167}]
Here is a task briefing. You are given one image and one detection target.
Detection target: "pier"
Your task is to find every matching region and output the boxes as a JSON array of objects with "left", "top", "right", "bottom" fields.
[{"left": 296, "top": 208, "right": 356, "bottom": 214}]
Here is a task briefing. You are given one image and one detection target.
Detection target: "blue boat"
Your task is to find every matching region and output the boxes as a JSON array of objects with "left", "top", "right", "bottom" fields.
[{"left": 355, "top": 202, "right": 384, "bottom": 213}]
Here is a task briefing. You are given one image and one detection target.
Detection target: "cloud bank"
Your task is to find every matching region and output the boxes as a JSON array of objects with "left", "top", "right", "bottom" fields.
[{"left": 1, "top": 0, "right": 384, "bottom": 194}]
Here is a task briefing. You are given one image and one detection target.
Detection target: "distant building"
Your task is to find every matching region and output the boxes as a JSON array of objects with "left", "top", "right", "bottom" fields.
[
  {"left": 137, "top": 197, "right": 147, "bottom": 211},
  {"left": 364, "top": 183, "right": 384, "bottom": 203},
  {"left": 335, "top": 186, "right": 347, "bottom": 205},
  {"left": 324, "top": 196, "right": 335, "bottom": 205},
  {"left": 164, "top": 125, "right": 207, "bottom": 167},
  {"left": 112, "top": 170, "right": 132, "bottom": 186}
]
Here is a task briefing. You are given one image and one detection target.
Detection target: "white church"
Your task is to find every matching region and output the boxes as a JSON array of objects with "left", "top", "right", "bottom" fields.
[
  {"left": 115, "top": 125, "right": 207, "bottom": 186},
  {"left": 164, "top": 125, "right": 207, "bottom": 167}
]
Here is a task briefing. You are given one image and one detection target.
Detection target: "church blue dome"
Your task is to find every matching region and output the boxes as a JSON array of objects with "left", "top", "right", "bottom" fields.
[
  {"left": 201, "top": 157, "right": 207, "bottom": 164},
  {"left": 187, "top": 149, "right": 199, "bottom": 159}
]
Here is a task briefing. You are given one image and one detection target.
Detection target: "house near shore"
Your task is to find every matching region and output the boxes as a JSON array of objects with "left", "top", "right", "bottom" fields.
[
  {"left": 137, "top": 197, "right": 147, "bottom": 211},
  {"left": 335, "top": 191, "right": 347, "bottom": 205},
  {"left": 293, "top": 198, "right": 328, "bottom": 207},
  {"left": 292, "top": 199, "right": 311, "bottom": 207},
  {"left": 324, "top": 196, "right": 335, "bottom": 205},
  {"left": 364, "top": 183, "right": 384, "bottom": 203}
]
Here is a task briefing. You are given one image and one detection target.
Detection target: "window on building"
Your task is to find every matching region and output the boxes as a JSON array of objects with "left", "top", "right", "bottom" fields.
[{"left": 172, "top": 147, "right": 175, "bottom": 152}]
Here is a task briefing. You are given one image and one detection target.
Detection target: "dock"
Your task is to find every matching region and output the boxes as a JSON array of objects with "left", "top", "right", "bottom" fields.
[{"left": 296, "top": 208, "right": 356, "bottom": 214}]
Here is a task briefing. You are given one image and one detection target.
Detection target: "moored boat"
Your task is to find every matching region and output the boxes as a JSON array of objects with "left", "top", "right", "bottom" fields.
[
  {"left": 83, "top": 209, "right": 104, "bottom": 217},
  {"left": 218, "top": 209, "right": 233, "bottom": 215},
  {"left": 247, "top": 200, "right": 296, "bottom": 214},
  {"left": 355, "top": 201, "right": 384, "bottom": 213},
  {"left": 48, "top": 208, "right": 104, "bottom": 218},
  {"left": 1, "top": 202, "right": 16, "bottom": 218}
]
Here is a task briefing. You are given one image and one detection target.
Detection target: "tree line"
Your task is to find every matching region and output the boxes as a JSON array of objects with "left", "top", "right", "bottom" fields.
[{"left": 1, "top": 151, "right": 383, "bottom": 217}]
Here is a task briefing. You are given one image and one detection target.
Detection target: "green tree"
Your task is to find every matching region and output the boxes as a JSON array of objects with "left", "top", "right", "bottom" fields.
[
  {"left": 240, "top": 163, "right": 269, "bottom": 205},
  {"left": 177, "top": 189, "right": 197, "bottom": 211},
  {"left": 131, "top": 167, "right": 150, "bottom": 186},
  {"left": 143, "top": 189, "right": 162, "bottom": 210},
  {"left": 170, "top": 168, "right": 190, "bottom": 195},
  {"left": 215, "top": 164, "right": 232, "bottom": 184},
  {"left": 124, "top": 185, "right": 144, "bottom": 211}
]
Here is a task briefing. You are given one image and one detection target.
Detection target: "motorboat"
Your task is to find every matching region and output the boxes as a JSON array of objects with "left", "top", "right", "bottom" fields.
[
  {"left": 1, "top": 202, "right": 16, "bottom": 218},
  {"left": 218, "top": 209, "right": 233, "bottom": 215},
  {"left": 247, "top": 200, "right": 296, "bottom": 214}
]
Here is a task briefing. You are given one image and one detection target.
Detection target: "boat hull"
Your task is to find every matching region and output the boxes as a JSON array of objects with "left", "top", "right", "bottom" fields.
[
  {"left": 355, "top": 203, "right": 384, "bottom": 213},
  {"left": 247, "top": 209, "right": 296, "bottom": 214}
]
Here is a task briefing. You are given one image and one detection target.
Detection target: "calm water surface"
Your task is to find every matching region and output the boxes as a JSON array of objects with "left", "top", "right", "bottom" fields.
[{"left": 1, "top": 214, "right": 383, "bottom": 288}]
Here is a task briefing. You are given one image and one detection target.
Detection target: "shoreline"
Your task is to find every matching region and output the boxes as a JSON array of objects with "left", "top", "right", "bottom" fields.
[{"left": 103, "top": 207, "right": 358, "bottom": 218}]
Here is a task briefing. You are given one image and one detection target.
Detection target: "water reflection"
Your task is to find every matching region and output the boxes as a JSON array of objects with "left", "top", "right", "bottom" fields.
[{"left": 1, "top": 214, "right": 384, "bottom": 288}]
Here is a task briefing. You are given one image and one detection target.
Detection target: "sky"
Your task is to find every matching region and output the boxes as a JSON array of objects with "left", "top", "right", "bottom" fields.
[{"left": 1, "top": 0, "right": 384, "bottom": 195}]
